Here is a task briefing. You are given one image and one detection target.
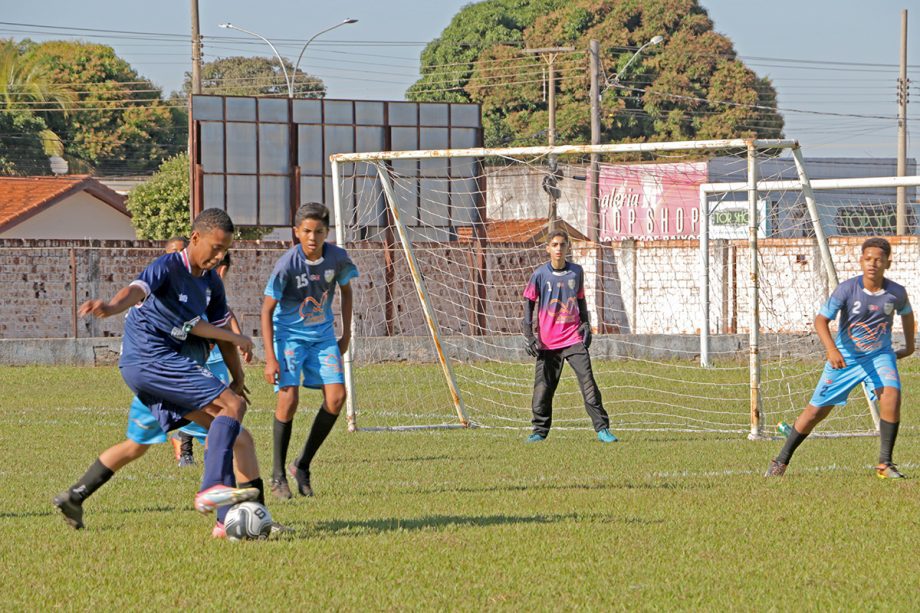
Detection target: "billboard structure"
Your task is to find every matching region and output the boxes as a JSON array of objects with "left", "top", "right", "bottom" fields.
[{"left": 189, "top": 95, "right": 483, "bottom": 231}]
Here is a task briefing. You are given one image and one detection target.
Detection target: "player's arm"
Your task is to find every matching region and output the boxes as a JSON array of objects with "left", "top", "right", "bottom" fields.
[
  {"left": 814, "top": 314, "right": 845, "bottom": 368},
  {"left": 577, "top": 296, "right": 592, "bottom": 349},
  {"left": 78, "top": 284, "right": 146, "bottom": 319},
  {"left": 338, "top": 282, "right": 353, "bottom": 355},
  {"left": 521, "top": 299, "right": 539, "bottom": 357},
  {"left": 216, "top": 334, "right": 249, "bottom": 402},
  {"left": 189, "top": 318, "right": 253, "bottom": 355},
  {"left": 227, "top": 309, "right": 252, "bottom": 363},
  {"left": 897, "top": 312, "right": 915, "bottom": 360},
  {"left": 261, "top": 296, "right": 280, "bottom": 385}
]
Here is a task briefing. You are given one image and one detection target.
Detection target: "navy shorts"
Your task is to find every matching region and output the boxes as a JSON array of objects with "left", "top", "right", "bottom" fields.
[{"left": 120, "top": 352, "right": 227, "bottom": 434}]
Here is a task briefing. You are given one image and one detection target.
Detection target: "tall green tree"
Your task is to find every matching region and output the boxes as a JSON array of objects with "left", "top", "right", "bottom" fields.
[
  {"left": 407, "top": 0, "right": 784, "bottom": 147},
  {"left": 181, "top": 56, "right": 325, "bottom": 98},
  {"left": 25, "top": 40, "right": 182, "bottom": 174}
]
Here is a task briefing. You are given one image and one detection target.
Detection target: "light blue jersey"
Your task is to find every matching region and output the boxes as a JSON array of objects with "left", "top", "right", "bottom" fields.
[
  {"left": 818, "top": 276, "right": 911, "bottom": 360},
  {"left": 264, "top": 243, "right": 358, "bottom": 342}
]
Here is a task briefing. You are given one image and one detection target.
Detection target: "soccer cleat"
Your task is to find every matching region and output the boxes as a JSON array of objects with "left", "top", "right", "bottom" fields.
[
  {"left": 211, "top": 521, "right": 226, "bottom": 539},
  {"left": 170, "top": 436, "right": 182, "bottom": 461},
  {"left": 876, "top": 463, "right": 907, "bottom": 479},
  {"left": 597, "top": 428, "right": 618, "bottom": 443},
  {"left": 525, "top": 433, "right": 547, "bottom": 443},
  {"left": 194, "top": 485, "right": 259, "bottom": 514},
  {"left": 52, "top": 492, "right": 84, "bottom": 530},
  {"left": 270, "top": 521, "right": 293, "bottom": 536},
  {"left": 177, "top": 453, "right": 195, "bottom": 468},
  {"left": 288, "top": 463, "right": 314, "bottom": 497},
  {"left": 269, "top": 477, "right": 293, "bottom": 500},
  {"left": 764, "top": 459, "right": 788, "bottom": 477}
]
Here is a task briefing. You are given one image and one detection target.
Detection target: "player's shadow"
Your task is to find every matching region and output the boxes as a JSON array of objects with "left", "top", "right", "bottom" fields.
[
  {"left": 308, "top": 511, "right": 663, "bottom": 537},
  {"left": 401, "top": 479, "right": 712, "bottom": 497}
]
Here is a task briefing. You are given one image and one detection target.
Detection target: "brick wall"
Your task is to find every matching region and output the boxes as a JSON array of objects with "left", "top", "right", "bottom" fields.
[{"left": 2, "top": 236, "right": 918, "bottom": 339}]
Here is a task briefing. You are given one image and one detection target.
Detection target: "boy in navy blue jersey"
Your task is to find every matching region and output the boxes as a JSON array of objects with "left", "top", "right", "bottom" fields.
[
  {"left": 766, "top": 237, "right": 915, "bottom": 478},
  {"left": 522, "top": 229, "right": 617, "bottom": 443},
  {"left": 261, "top": 202, "right": 358, "bottom": 499},
  {"left": 57, "top": 209, "right": 259, "bottom": 535}
]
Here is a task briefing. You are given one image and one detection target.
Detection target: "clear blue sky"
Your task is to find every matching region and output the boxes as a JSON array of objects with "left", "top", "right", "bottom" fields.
[{"left": 2, "top": 0, "right": 918, "bottom": 160}]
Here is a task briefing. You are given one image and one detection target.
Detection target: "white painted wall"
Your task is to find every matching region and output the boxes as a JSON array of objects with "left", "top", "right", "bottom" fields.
[{"left": 1, "top": 191, "right": 136, "bottom": 239}]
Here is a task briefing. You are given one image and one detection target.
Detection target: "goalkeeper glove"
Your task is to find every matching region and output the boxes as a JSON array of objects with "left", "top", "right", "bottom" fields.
[
  {"left": 578, "top": 321, "right": 592, "bottom": 349},
  {"left": 521, "top": 319, "right": 540, "bottom": 358}
]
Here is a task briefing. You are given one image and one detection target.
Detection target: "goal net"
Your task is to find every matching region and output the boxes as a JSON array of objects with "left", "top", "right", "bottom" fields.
[{"left": 330, "top": 139, "right": 909, "bottom": 437}]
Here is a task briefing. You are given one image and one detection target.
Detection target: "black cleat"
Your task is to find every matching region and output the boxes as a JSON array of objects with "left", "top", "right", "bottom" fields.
[
  {"left": 288, "top": 463, "right": 314, "bottom": 497},
  {"left": 270, "top": 477, "right": 293, "bottom": 500},
  {"left": 53, "top": 491, "right": 84, "bottom": 529}
]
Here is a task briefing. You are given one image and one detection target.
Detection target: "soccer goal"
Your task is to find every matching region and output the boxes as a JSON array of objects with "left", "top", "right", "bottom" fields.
[{"left": 328, "top": 139, "right": 907, "bottom": 437}]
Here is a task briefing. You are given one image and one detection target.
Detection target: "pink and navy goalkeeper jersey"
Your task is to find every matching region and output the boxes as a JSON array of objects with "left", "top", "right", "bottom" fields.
[
  {"left": 264, "top": 242, "right": 358, "bottom": 342},
  {"left": 523, "top": 261, "right": 586, "bottom": 350},
  {"left": 818, "top": 275, "right": 911, "bottom": 360},
  {"left": 121, "top": 249, "right": 230, "bottom": 365}
]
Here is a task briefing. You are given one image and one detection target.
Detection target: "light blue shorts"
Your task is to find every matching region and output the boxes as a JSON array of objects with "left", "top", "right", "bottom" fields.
[
  {"left": 808, "top": 351, "right": 900, "bottom": 407},
  {"left": 274, "top": 336, "right": 344, "bottom": 391}
]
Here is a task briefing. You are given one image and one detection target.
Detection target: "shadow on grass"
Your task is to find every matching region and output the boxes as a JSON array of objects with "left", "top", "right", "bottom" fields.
[
  {"left": 306, "top": 511, "right": 663, "bottom": 537},
  {"left": 366, "top": 478, "right": 715, "bottom": 498}
]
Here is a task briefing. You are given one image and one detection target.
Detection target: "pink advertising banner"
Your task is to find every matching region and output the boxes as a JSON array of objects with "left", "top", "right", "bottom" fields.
[{"left": 593, "top": 161, "right": 709, "bottom": 240}]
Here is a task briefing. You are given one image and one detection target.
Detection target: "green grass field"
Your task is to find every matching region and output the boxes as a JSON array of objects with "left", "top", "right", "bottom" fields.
[{"left": 4, "top": 364, "right": 920, "bottom": 610}]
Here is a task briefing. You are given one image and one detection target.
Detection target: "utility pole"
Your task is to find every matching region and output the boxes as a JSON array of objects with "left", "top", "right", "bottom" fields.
[
  {"left": 589, "top": 39, "right": 601, "bottom": 242},
  {"left": 524, "top": 47, "right": 574, "bottom": 230},
  {"left": 191, "top": 0, "right": 202, "bottom": 94},
  {"left": 896, "top": 9, "right": 909, "bottom": 234}
]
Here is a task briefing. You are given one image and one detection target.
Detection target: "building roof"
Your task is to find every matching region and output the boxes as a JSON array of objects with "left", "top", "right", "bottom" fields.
[
  {"left": 456, "top": 218, "right": 588, "bottom": 244},
  {"left": 0, "top": 175, "right": 129, "bottom": 233}
]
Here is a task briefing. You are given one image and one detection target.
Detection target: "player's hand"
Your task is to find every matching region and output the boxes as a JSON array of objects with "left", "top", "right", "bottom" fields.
[
  {"left": 521, "top": 319, "right": 539, "bottom": 358},
  {"left": 264, "top": 358, "right": 281, "bottom": 385},
  {"left": 230, "top": 379, "right": 251, "bottom": 404},
  {"left": 826, "top": 348, "right": 846, "bottom": 369},
  {"left": 338, "top": 331, "right": 351, "bottom": 355},
  {"left": 240, "top": 345, "right": 254, "bottom": 364},
  {"left": 234, "top": 334, "right": 254, "bottom": 356},
  {"left": 78, "top": 299, "right": 111, "bottom": 318},
  {"left": 578, "top": 321, "right": 592, "bottom": 349}
]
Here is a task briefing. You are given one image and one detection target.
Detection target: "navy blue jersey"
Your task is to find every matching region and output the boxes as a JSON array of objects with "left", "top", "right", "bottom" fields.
[
  {"left": 264, "top": 243, "right": 358, "bottom": 342},
  {"left": 121, "top": 249, "right": 231, "bottom": 365},
  {"left": 819, "top": 275, "right": 912, "bottom": 360}
]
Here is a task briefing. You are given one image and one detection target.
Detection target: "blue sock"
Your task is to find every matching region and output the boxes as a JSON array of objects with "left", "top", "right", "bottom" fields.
[{"left": 201, "top": 415, "right": 241, "bottom": 523}]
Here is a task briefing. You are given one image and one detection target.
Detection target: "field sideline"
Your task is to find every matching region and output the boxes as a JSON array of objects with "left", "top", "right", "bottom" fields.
[{"left": 3, "top": 364, "right": 920, "bottom": 609}]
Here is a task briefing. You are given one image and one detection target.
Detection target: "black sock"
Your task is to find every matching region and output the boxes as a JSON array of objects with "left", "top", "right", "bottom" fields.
[
  {"left": 69, "top": 458, "right": 115, "bottom": 503},
  {"left": 295, "top": 406, "right": 339, "bottom": 470},
  {"left": 239, "top": 477, "right": 265, "bottom": 506},
  {"left": 179, "top": 432, "right": 194, "bottom": 456},
  {"left": 776, "top": 427, "right": 809, "bottom": 465},
  {"left": 273, "top": 418, "right": 293, "bottom": 480},
  {"left": 879, "top": 419, "right": 900, "bottom": 465}
]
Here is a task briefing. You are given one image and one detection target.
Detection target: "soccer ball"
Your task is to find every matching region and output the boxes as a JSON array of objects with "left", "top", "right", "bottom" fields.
[{"left": 224, "top": 502, "right": 272, "bottom": 541}]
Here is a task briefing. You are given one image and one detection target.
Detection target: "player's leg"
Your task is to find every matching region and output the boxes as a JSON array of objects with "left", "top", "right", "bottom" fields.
[
  {"left": 291, "top": 339, "right": 346, "bottom": 496},
  {"left": 177, "top": 432, "right": 195, "bottom": 467},
  {"left": 53, "top": 397, "right": 160, "bottom": 529},
  {"left": 270, "top": 386, "right": 299, "bottom": 499},
  {"left": 564, "top": 344, "right": 616, "bottom": 442},
  {"left": 868, "top": 352, "right": 904, "bottom": 478},
  {"left": 766, "top": 360, "right": 862, "bottom": 476},
  {"left": 529, "top": 349, "right": 563, "bottom": 440}
]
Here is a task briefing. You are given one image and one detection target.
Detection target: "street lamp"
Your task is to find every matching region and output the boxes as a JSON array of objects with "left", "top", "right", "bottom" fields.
[
  {"left": 293, "top": 18, "right": 358, "bottom": 95},
  {"left": 219, "top": 22, "right": 294, "bottom": 97},
  {"left": 606, "top": 35, "right": 664, "bottom": 90},
  {"left": 219, "top": 19, "right": 358, "bottom": 98}
]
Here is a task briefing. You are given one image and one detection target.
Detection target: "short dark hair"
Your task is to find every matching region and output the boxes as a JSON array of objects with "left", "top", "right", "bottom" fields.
[
  {"left": 861, "top": 237, "right": 891, "bottom": 257},
  {"left": 294, "top": 202, "right": 330, "bottom": 228},
  {"left": 192, "top": 208, "right": 234, "bottom": 234},
  {"left": 166, "top": 235, "right": 188, "bottom": 247},
  {"left": 547, "top": 229, "right": 569, "bottom": 245}
]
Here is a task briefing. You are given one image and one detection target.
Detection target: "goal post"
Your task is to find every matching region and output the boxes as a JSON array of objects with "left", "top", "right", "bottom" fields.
[{"left": 329, "top": 138, "right": 905, "bottom": 437}]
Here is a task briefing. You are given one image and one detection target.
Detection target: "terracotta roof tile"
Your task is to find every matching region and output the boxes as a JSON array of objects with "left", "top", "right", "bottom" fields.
[
  {"left": 456, "top": 218, "right": 588, "bottom": 243},
  {"left": 0, "top": 175, "right": 128, "bottom": 232}
]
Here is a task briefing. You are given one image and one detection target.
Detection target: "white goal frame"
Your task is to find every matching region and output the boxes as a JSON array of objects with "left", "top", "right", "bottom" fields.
[{"left": 330, "top": 138, "right": 805, "bottom": 433}]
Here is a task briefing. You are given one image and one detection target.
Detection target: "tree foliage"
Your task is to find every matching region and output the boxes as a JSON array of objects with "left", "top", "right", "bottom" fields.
[
  {"left": 24, "top": 40, "right": 182, "bottom": 174},
  {"left": 407, "top": 0, "right": 783, "bottom": 147},
  {"left": 182, "top": 56, "right": 325, "bottom": 98}
]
